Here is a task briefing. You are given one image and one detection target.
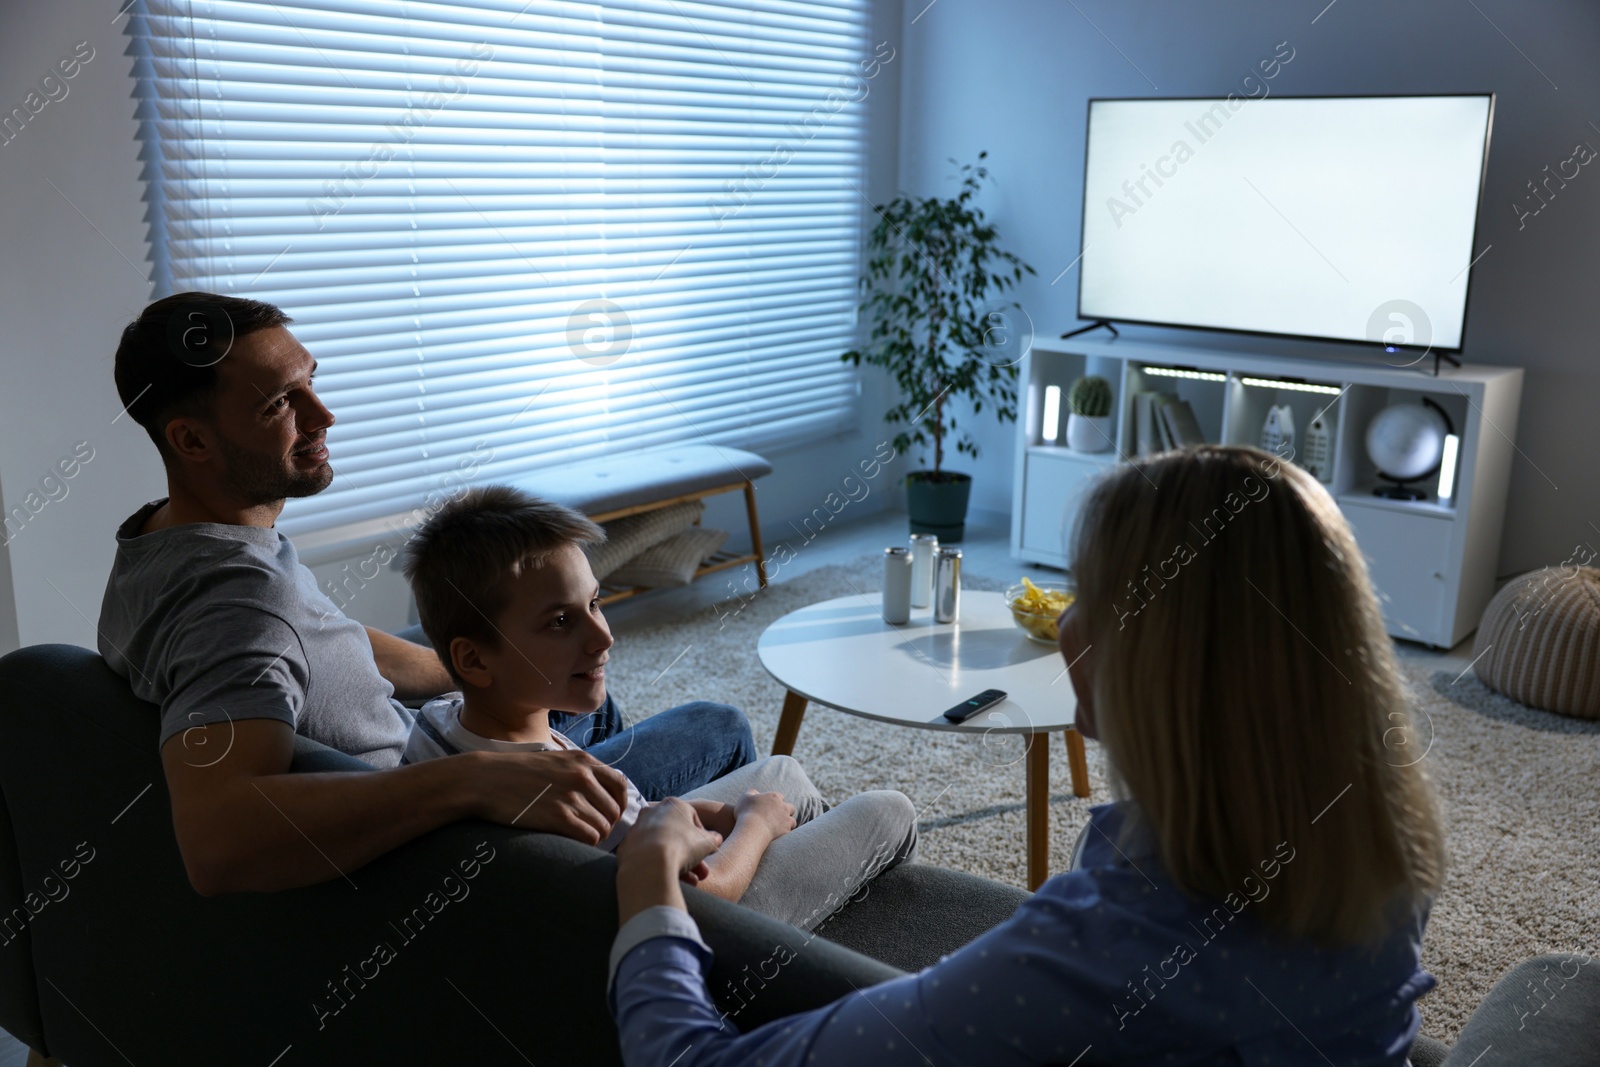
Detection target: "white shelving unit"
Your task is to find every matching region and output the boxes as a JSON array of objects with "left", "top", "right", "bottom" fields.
[{"left": 1011, "top": 335, "right": 1523, "bottom": 649}]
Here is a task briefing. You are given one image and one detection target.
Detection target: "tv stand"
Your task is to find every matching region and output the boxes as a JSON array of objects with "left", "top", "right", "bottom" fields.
[
  {"left": 1058, "top": 320, "right": 1119, "bottom": 341},
  {"left": 1380, "top": 344, "right": 1463, "bottom": 376},
  {"left": 1010, "top": 335, "right": 1522, "bottom": 648}
]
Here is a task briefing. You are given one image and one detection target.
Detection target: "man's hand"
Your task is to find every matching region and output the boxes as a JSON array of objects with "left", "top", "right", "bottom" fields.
[
  {"left": 466, "top": 748, "right": 630, "bottom": 846},
  {"left": 163, "top": 720, "right": 627, "bottom": 896},
  {"left": 733, "top": 788, "right": 796, "bottom": 842}
]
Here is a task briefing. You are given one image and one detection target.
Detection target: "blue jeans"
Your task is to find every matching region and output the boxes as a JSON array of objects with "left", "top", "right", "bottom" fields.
[{"left": 550, "top": 694, "right": 755, "bottom": 801}]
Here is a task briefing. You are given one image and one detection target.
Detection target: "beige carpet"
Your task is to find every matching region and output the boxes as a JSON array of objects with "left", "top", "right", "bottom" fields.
[{"left": 602, "top": 553, "right": 1600, "bottom": 1043}]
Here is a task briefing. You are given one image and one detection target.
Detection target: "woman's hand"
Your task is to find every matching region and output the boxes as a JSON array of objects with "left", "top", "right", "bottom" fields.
[
  {"left": 615, "top": 799, "right": 724, "bottom": 924},
  {"left": 733, "top": 788, "right": 797, "bottom": 842}
]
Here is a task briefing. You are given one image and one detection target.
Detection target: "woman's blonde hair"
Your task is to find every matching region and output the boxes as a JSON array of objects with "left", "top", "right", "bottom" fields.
[{"left": 1069, "top": 444, "right": 1444, "bottom": 946}]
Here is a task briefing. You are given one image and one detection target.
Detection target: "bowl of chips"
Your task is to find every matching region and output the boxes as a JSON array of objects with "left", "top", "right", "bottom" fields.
[{"left": 1006, "top": 577, "right": 1074, "bottom": 644}]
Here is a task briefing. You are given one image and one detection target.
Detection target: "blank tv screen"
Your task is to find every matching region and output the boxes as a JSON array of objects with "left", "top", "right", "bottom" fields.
[{"left": 1078, "top": 95, "right": 1492, "bottom": 350}]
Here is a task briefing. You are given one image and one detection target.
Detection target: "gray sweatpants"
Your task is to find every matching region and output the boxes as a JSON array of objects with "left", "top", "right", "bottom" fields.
[{"left": 681, "top": 755, "right": 918, "bottom": 931}]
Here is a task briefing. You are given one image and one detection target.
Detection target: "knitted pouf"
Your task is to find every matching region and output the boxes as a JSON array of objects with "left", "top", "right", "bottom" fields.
[{"left": 1472, "top": 566, "right": 1600, "bottom": 719}]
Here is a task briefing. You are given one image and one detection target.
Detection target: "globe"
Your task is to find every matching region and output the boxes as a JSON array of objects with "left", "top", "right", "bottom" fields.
[{"left": 1366, "top": 403, "right": 1449, "bottom": 482}]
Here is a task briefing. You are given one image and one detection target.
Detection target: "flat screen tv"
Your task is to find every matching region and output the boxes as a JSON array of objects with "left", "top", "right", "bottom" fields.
[{"left": 1077, "top": 94, "right": 1494, "bottom": 352}]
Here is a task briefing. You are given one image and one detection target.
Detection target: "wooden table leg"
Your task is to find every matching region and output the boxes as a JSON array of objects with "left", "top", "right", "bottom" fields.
[
  {"left": 1026, "top": 731, "right": 1049, "bottom": 891},
  {"left": 772, "top": 690, "right": 806, "bottom": 756},
  {"left": 743, "top": 481, "right": 769, "bottom": 588},
  {"left": 1065, "top": 727, "right": 1090, "bottom": 798}
]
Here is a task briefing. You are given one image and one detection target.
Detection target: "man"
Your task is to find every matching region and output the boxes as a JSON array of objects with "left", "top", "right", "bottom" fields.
[{"left": 98, "top": 292, "right": 754, "bottom": 896}]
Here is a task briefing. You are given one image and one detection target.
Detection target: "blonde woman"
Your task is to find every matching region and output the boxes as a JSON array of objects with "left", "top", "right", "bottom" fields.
[{"left": 608, "top": 445, "right": 1446, "bottom": 1066}]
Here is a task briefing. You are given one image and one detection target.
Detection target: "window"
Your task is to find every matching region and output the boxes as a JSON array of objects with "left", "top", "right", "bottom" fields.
[{"left": 131, "top": 0, "right": 876, "bottom": 541}]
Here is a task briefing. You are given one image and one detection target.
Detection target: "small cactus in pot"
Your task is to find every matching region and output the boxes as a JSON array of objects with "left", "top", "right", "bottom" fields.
[
  {"left": 1069, "top": 375, "right": 1112, "bottom": 418},
  {"left": 1065, "top": 374, "right": 1115, "bottom": 453}
]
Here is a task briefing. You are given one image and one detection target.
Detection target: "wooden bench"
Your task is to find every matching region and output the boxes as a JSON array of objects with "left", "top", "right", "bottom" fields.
[{"left": 515, "top": 444, "right": 772, "bottom": 604}]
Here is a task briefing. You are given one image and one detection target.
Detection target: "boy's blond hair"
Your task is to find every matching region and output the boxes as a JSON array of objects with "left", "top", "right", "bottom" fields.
[
  {"left": 1069, "top": 444, "right": 1445, "bottom": 946},
  {"left": 401, "top": 485, "right": 604, "bottom": 687}
]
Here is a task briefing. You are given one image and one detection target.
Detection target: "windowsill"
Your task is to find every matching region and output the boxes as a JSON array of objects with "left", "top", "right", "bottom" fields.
[{"left": 286, "top": 511, "right": 425, "bottom": 569}]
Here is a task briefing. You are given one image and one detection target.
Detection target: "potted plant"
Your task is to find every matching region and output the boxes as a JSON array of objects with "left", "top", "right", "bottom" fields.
[
  {"left": 1065, "top": 375, "right": 1114, "bottom": 452},
  {"left": 842, "top": 153, "right": 1036, "bottom": 542}
]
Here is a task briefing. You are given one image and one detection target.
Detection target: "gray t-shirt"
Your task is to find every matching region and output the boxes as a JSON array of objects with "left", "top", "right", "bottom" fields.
[{"left": 97, "top": 499, "right": 414, "bottom": 769}]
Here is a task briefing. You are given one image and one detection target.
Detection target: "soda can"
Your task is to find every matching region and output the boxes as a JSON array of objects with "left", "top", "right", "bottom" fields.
[
  {"left": 883, "top": 546, "right": 912, "bottom": 625},
  {"left": 909, "top": 533, "right": 939, "bottom": 608},
  {"left": 934, "top": 547, "right": 962, "bottom": 623}
]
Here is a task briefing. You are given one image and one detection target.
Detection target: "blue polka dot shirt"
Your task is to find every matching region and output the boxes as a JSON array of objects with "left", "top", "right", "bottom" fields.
[{"left": 609, "top": 802, "right": 1434, "bottom": 1066}]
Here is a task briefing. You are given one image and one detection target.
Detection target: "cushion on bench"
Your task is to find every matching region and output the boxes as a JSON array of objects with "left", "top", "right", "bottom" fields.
[
  {"left": 609, "top": 525, "right": 730, "bottom": 588},
  {"left": 585, "top": 500, "right": 705, "bottom": 579},
  {"left": 514, "top": 444, "right": 773, "bottom": 516}
]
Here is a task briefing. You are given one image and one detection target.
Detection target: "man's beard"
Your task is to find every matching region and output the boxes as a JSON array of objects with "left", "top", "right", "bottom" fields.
[{"left": 214, "top": 432, "right": 333, "bottom": 506}]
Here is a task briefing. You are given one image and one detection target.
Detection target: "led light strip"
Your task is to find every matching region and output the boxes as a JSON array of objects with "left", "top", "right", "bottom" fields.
[
  {"left": 1437, "top": 434, "right": 1460, "bottom": 501},
  {"left": 1042, "top": 384, "right": 1062, "bottom": 442},
  {"left": 1238, "top": 376, "right": 1344, "bottom": 395},
  {"left": 1142, "top": 365, "right": 1228, "bottom": 383}
]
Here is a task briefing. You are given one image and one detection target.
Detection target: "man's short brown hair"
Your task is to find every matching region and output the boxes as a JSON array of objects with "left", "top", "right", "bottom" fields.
[
  {"left": 401, "top": 485, "right": 605, "bottom": 687},
  {"left": 113, "top": 292, "right": 292, "bottom": 466}
]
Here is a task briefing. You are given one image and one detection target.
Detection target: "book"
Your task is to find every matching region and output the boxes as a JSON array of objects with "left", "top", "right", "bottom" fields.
[
  {"left": 1135, "top": 391, "right": 1181, "bottom": 454},
  {"left": 1158, "top": 399, "right": 1206, "bottom": 447},
  {"left": 1153, "top": 396, "right": 1175, "bottom": 450},
  {"left": 1134, "top": 393, "right": 1159, "bottom": 455}
]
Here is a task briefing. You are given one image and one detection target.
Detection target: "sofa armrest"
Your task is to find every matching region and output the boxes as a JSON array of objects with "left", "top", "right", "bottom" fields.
[{"left": 1441, "top": 953, "right": 1600, "bottom": 1066}]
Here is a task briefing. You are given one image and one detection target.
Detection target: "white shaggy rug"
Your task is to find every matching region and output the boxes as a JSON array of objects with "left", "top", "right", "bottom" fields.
[{"left": 602, "top": 553, "right": 1600, "bottom": 1043}]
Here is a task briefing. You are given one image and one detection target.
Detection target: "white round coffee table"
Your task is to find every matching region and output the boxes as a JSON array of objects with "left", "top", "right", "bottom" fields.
[{"left": 758, "top": 589, "right": 1090, "bottom": 889}]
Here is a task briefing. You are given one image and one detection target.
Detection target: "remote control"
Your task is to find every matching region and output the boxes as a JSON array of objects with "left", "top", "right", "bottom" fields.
[{"left": 942, "top": 688, "right": 1008, "bottom": 723}]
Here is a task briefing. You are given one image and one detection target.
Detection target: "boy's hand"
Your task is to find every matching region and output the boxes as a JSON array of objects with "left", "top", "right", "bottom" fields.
[
  {"left": 733, "top": 789, "right": 796, "bottom": 842},
  {"left": 686, "top": 799, "right": 736, "bottom": 837}
]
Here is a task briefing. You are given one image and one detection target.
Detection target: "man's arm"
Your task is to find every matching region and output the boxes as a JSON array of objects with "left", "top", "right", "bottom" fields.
[
  {"left": 365, "top": 625, "right": 454, "bottom": 700},
  {"left": 164, "top": 718, "right": 631, "bottom": 895}
]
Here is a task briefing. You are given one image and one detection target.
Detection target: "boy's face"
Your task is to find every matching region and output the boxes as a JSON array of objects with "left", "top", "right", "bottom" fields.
[{"left": 471, "top": 542, "right": 612, "bottom": 712}]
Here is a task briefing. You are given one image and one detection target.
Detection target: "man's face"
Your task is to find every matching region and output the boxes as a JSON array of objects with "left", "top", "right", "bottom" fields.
[
  {"left": 201, "top": 326, "right": 336, "bottom": 505},
  {"left": 463, "top": 543, "right": 613, "bottom": 714}
]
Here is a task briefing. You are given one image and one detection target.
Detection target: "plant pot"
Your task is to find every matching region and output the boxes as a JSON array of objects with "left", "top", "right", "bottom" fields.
[
  {"left": 1066, "top": 413, "right": 1114, "bottom": 453},
  {"left": 906, "top": 470, "right": 973, "bottom": 543}
]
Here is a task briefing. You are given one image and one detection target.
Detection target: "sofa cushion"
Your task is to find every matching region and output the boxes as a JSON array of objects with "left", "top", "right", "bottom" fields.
[
  {"left": 513, "top": 444, "right": 773, "bottom": 516},
  {"left": 811, "top": 861, "right": 1029, "bottom": 973},
  {"left": 608, "top": 525, "right": 730, "bottom": 589}
]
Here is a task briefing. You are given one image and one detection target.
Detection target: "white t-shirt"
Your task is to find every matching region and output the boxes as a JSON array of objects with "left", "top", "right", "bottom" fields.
[{"left": 401, "top": 693, "right": 646, "bottom": 852}]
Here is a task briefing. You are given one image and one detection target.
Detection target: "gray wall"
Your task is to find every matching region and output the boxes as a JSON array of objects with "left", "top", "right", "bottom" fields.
[
  {"left": 0, "top": 0, "right": 909, "bottom": 648},
  {"left": 895, "top": 0, "right": 1600, "bottom": 576},
  {"left": 0, "top": 1, "right": 155, "bottom": 652}
]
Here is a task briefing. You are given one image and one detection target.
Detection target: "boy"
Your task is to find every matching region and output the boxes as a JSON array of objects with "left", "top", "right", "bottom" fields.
[{"left": 399, "top": 485, "right": 917, "bottom": 929}]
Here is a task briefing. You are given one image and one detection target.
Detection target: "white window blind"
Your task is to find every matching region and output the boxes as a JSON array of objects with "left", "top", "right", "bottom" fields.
[{"left": 130, "top": 0, "right": 871, "bottom": 538}]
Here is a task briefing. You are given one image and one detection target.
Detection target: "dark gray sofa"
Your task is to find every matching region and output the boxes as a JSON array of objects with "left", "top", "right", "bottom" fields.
[
  {"left": 0, "top": 642, "right": 1028, "bottom": 1065},
  {"left": 5, "top": 643, "right": 1595, "bottom": 1065}
]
